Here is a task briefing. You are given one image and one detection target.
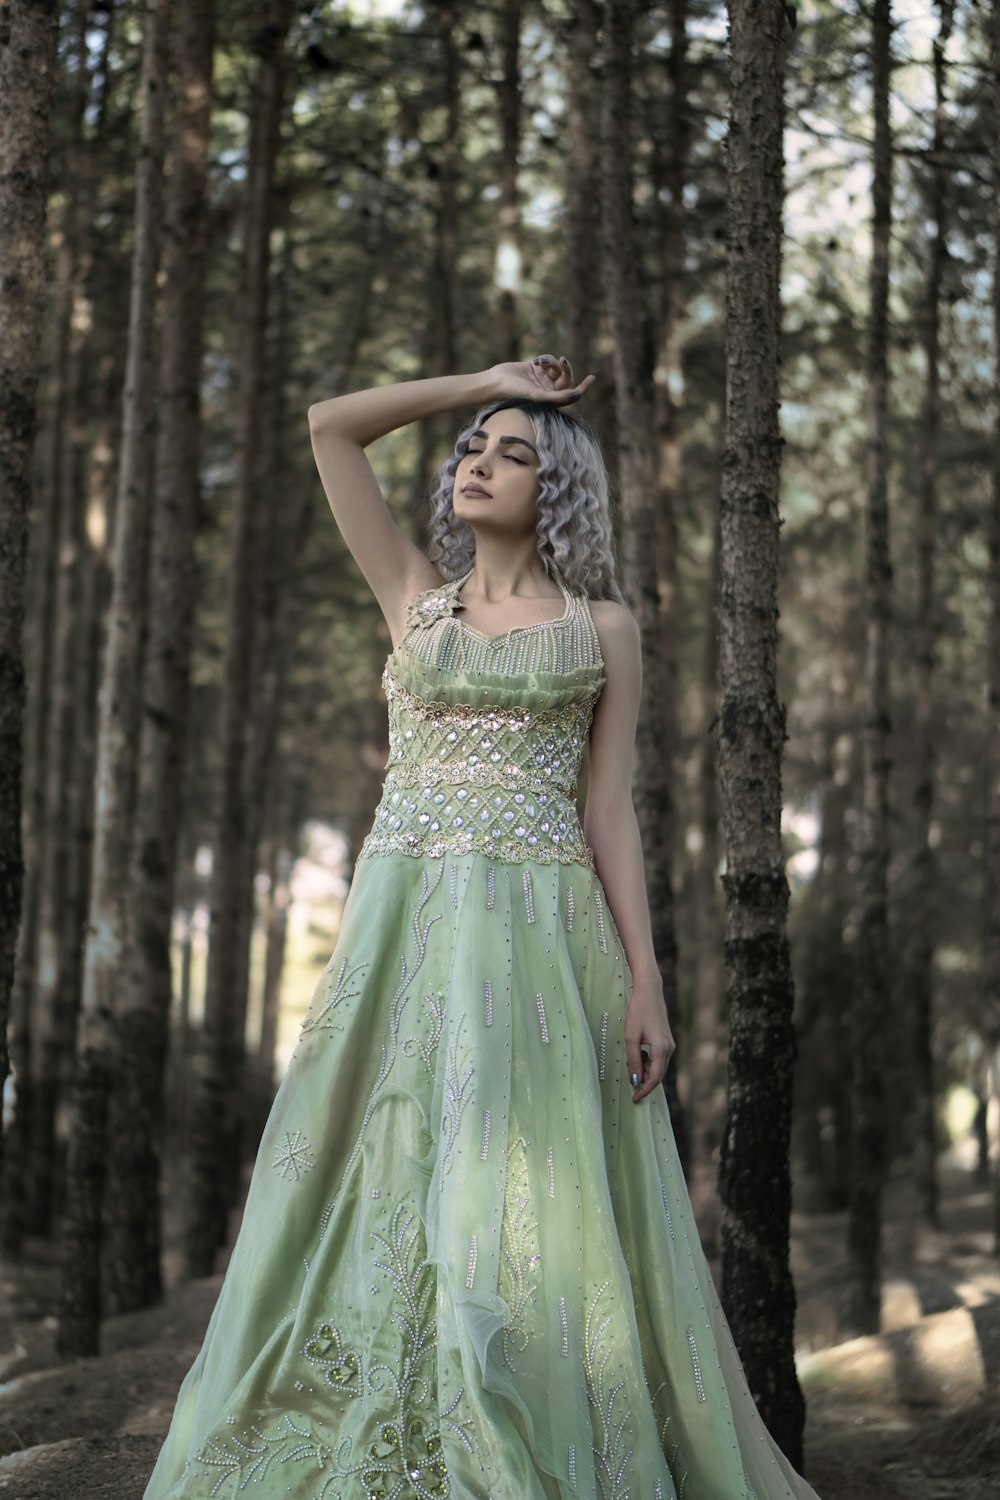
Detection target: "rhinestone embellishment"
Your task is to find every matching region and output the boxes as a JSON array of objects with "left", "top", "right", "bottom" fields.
[{"left": 535, "top": 992, "right": 550, "bottom": 1044}]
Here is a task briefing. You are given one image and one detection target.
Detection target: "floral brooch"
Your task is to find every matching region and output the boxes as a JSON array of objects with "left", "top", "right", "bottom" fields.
[{"left": 404, "top": 577, "right": 467, "bottom": 634}]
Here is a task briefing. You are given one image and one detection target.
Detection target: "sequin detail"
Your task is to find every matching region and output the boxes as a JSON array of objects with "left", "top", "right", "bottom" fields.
[
  {"left": 500, "top": 1135, "right": 541, "bottom": 1372},
  {"left": 400, "top": 567, "right": 604, "bottom": 676},
  {"left": 568, "top": 1443, "right": 577, "bottom": 1486},
  {"left": 535, "top": 992, "right": 550, "bottom": 1044},
  {"left": 661, "top": 1181, "right": 675, "bottom": 1240},
  {"left": 559, "top": 1294, "right": 569, "bottom": 1356},
  {"left": 585, "top": 1279, "right": 637, "bottom": 1499},
  {"left": 566, "top": 884, "right": 575, "bottom": 931},
  {"left": 194, "top": 1196, "right": 480, "bottom": 1496},
  {"left": 302, "top": 1320, "right": 363, "bottom": 1393},
  {"left": 480, "top": 1108, "right": 492, "bottom": 1161},
  {"left": 523, "top": 868, "right": 536, "bottom": 923},
  {"left": 486, "top": 862, "right": 496, "bottom": 909},
  {"left": 356, "top": 662, "right": 601, "bottom": 869},
  {"left": 441, "top": 1014, "right": 475, "bottom": 1181},
  {"left": 271, "top": 1130, "right": 314, "bottom": 1182},
  {"left": 595, "top": 886, "right": 609, "bottom": 953},
  {"left": 599, "top": 1012, "right": 609, "bottom": 1081},
  {"left": 687, "top": 1325, "right": 707, "bottom": 1402},
  {"left": 546, "top": 1145, "right": 555, "bottom": 1198},
  {"left": 466, "top": 1234, "right": 478, "bottom": 1288},
  {"left": 483, "top": 979, "right": 494, "bottom": 1027},
  {"left": 300, "top": 955, "right": 368, "bottom": 1037}
]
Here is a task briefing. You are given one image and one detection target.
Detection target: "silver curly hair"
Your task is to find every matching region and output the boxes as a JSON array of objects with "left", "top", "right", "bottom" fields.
[{"left": 425, "top": 398, "right": 627, "bottom": 603}]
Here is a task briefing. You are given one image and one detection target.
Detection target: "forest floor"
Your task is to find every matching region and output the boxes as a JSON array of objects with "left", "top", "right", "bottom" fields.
[{"left": 0, "top": 1155, "right": 996, "bottom": 1500}]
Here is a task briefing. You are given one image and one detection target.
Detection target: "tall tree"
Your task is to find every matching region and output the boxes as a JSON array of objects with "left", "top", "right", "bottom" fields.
[
  {"left": 0, "top": 0, "right": 59, "bottom": 1192},
  {"left": 843, "top": 0, "right": 893, "bottom": 1338},
  {"left": 57, "top": 0, "right": 172, "bottom": 1358},
  {"left": 494, "top": 0, "right": 523, "bottom": 361},
  {"left": 985, "top": 0, "right": 1000, "bottom": 1255},
  {"left": 102, "top": 0, "right": 218, "bottom": 1314},
  {"left": 599, "top": 0, "right": 683, "bottom": 1140},
  {"left": 688, "top": 502, "right": 726, "bottom": 1246},
  {"left": 716, "top": 0, "right": 804, "bottom": 1463},
  {"left": 650, "top": 0, "right": 691, "bottom": 1173},
  {"left": 903, "top": 0, "right": 955, "bottom": 1231},
  {"left": 408, "top": 2, "right": 463, "bottom": 516},
  {"left": 56, "top": 0, "right": 172, "bottom": 1362},
  {"left": 564, "top": 0, "right": 601, "bottom": 374},
  {"left": 183, "top": 0, "right": 296, "bottom": 1279},
  {"left": 3, "top": 0, "right": 90, "bottom": 1251}
]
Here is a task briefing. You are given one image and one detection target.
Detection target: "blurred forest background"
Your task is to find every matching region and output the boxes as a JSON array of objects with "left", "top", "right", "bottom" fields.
[{"left": 1, "top": 0, "right": 1000, "bottom": 1495}]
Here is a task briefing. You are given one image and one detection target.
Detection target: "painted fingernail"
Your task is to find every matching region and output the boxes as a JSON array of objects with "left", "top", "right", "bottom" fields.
[{"left": 629, "top": 1072, "right": 640, "bottom": 1087}]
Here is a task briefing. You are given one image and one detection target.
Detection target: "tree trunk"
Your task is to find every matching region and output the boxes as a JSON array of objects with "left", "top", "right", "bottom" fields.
[
  {"left": 599, "top": 0, "right": 684, "bottom": 1152},
  {"left": 900, "top": 0, "right": 954, "bottom": 1232},
  {"left": 985, "top": 0, "right": 1000, "bottom": 1258},
  {"left": 257, "top": 841, "right": 294, "bottom": 1084},
  {"left": 3, "top": 0, "right": 80, "bottom": 1252},
  {"left": 183, "top": 0, "right": 295, "bottom": 1280},
  {"left": 652, "top": 0, "right": 690, "bottom": 1171},
  {"left": 717, "top": 0, "right": 804, "bottom": 1463},
  {"left": 102, "top": 0, "right": 217, "bottom": 1316},
  {"left": 57, "top": 0, "right": 171, "bottom": 1359},
  {"left": 564, "top": 0, "right": 601, "bottom": 379},
  {"left": 843, "top": 0, "right": 894, "bottom": 1339},
  {"left": 13, "top": 3, "right": 108, "bottom": 1249},
  {"left": 0, "top": 0, "right": 59, "bottom": 1206},
  {"left": 410, "top": 4, "right": 462, "bottom": 518},
  {"left": 494, "top": 0, "right": 522, "bottom": 362},
  {"left": 687, "top": 503, "right": 726, "bottom": 1250}
]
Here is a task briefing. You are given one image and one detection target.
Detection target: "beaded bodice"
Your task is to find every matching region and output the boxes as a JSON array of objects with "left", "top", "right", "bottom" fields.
[{"left": 356, "top": 567, "right": 606, "bottom": 869}]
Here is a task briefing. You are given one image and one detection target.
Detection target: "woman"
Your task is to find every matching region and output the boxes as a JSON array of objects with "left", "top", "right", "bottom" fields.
[{"left": 144, "top": 356, "right": 821, "bottom": 1499}]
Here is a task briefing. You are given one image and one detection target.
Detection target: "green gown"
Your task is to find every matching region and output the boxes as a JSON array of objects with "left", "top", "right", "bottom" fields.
[{"left": 143, "top": 568, "right": 822, "bottom": 1500}]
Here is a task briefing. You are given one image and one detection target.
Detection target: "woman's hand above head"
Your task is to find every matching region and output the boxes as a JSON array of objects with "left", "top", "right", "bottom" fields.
[{"left": 487, "top": 354, "right": 596, "bottom": 407}]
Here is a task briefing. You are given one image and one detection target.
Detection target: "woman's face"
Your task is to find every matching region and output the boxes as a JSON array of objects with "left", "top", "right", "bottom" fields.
[{"left": 452, "top": 408, "right": 541, "bottom": 537}]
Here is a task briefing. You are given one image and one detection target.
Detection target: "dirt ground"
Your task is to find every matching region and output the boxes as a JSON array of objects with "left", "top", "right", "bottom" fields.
[{"left": 0, "top": 1159, "right": 996, "bottom": 1500}]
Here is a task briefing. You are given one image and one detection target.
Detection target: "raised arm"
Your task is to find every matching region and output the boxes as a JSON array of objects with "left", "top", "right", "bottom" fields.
[{"left": 307, "top": 357, "right": 594, "bottom": 648}]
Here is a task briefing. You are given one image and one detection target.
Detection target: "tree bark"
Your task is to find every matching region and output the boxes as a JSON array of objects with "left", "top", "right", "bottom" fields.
[
  {"left": 102, "top": 0, "right": 217, "bottom": 1316},
  {"left": 717, "top": 0, "right": 804, "bottom": 1462},
  {"left": 985, "top": 0, "right": 1000, "bottom": 1258},
  {"left": 843, "top": 0, "right": 894, "bottom": 1339},
  {"left": 687, "top": 503, "right": 726, "bottom": 1249},
  {"left": 410, "top": 3, "right": 462, "bottom": 518},
  {"left": 564, "top": 0, "right": 601, "bottom": 378},
  {"left": 901, "top": 0, "right": 954, "bottom": 1232},
  {"left": 183, "top": 0, "right": 295, "bottom": 1280},
  {"left": 494, "top": 0, "right": 523, "bottom": 362},
  {"left": 599, "top": 0, "right": 684, "bottom": 1150},
  {"left": 257, "top": 841, "right": 294, "bottom": 1084},
  {"left": 0, "top": 0, "right": 59, "bottom": 1210},
  {"left": 57, "top": 0, "right": 172, "bottom": 1359}
]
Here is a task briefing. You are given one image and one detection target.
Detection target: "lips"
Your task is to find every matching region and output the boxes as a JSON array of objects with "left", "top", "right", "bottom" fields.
[{"left": 462, "top": 484, "right": 491, "bottom": 498}]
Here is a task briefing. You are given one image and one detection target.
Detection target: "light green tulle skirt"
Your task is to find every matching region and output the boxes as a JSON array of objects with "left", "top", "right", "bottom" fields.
[{"left": 143, "top": 851, "right": 821, "bottom": 1500}]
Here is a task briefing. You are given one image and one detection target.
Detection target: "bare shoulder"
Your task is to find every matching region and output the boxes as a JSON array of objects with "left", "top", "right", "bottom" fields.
[{"left": 588, "top": 598, "right": 640, "bottom": 663}]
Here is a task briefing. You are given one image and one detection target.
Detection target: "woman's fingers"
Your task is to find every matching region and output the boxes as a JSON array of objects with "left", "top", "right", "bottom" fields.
[{"left": 629, "top": 1032, "right": 675, "bottom": 1102}]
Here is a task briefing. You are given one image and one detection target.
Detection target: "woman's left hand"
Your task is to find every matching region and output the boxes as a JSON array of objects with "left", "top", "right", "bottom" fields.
[
  {"left": 624, "top": 978, "right": 676, "bottom": 1102},
  {"left": 487, "top": 354, "right": 596, "bottom": 406}
]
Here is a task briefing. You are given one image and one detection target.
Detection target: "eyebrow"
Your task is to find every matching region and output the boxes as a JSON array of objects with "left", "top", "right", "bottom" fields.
[{"left": 468, "top": 428, "right": 539, "bottom": 457}]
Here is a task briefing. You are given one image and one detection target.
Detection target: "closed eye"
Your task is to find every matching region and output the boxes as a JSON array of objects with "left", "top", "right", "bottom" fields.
[{"left": 466, "top": 447, "right": 527, "bottom": 465}]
